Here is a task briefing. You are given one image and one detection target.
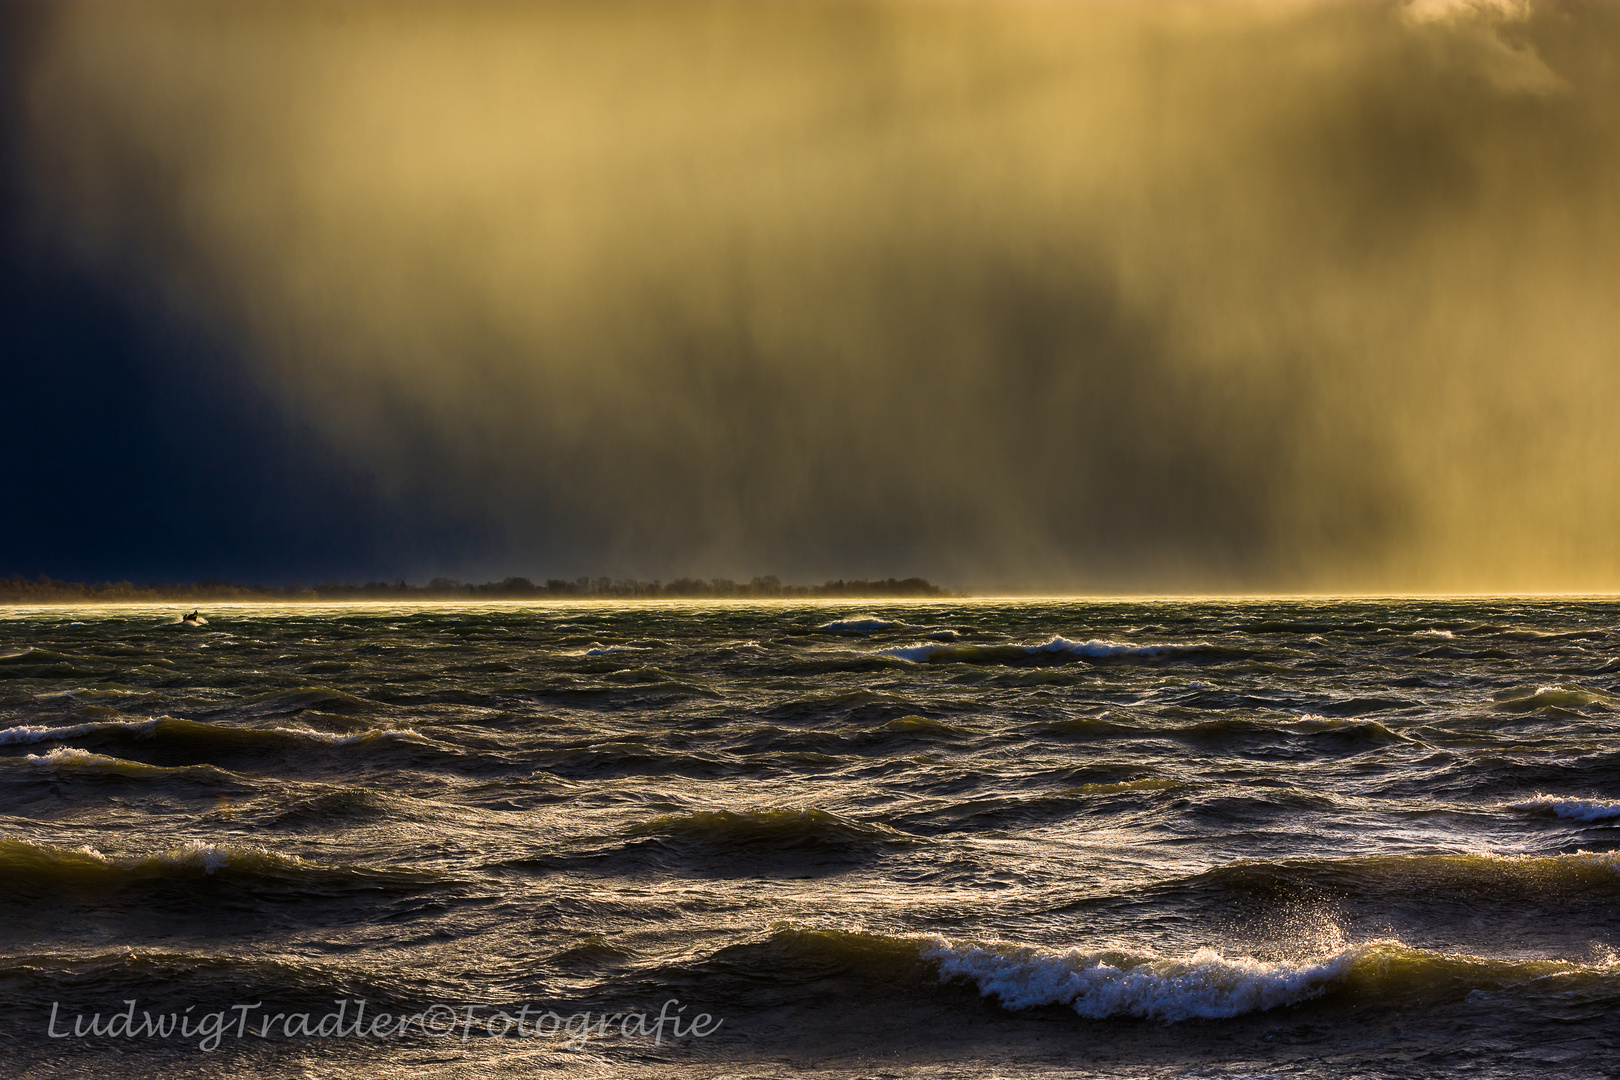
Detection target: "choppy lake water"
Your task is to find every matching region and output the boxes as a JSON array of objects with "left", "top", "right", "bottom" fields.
[{"left": 2, "top": 599, "right": 1619, "bottom": 1078}]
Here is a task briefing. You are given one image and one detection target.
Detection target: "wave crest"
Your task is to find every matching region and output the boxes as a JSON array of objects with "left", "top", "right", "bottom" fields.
[
  {"left": 925, "top": 939, "right": 1352, "bottom": 1020},
  {"left": 924, "top": 936, "right": 1619, "bottom": 1021},
  {"left": 877, "top": 636, "right": 1229, "bottom": 666},
  {"left": 1494, "top": 684, "right": 1618, "bottom": 714},
  {"left": 817, "top": 618, "right": 899, "bottom": 633},
  {"left": 1511, "top": 795, "right": 1620, "bottom": 822},
  {"left": 628, "top": 807, "right": 917, "bottom": 852},
  {"left": 0, "top": 838, "right": 439, "bottom": 897},
  {"left": 1, "top": 716, "right": 422, "bottom": 752}
]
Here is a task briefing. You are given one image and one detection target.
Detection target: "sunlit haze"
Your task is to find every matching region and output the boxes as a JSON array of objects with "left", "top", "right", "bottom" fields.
[{"left": 10, "top": 0, "right": 1620, "bottom": 591}]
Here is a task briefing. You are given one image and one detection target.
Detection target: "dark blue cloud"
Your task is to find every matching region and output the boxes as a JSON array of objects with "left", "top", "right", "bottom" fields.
[{"left": 0, "top": 230, "right": 401, "bottom": 584}]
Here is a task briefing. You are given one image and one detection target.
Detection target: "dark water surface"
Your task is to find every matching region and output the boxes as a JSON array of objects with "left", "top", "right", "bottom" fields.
[{"left": 2, "top": 599, "right": 1618, "bottom": 1078}]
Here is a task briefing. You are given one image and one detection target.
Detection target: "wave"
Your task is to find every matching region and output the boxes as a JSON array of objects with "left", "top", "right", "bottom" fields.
[
  {"left": 549, "top": 933, "right": 633, "bottom": 969},
  {"left": 1307, "top": 695, "right": 1414, "bottom": 717},
  {"left": 1458, "top": 626, "right": 1612, "bottom": 643},
  {"left": 1039, "top": 715, "right": 1139, "bottom": 738},
  {"left": 232, "top": 686, "right": 385, "bottom": 716},
  {"left": 1169, "top": 850, "right": 1620, "bottom": 904},
  {"left": 1070, "top": 777, "right": 1181, "bottom": 795},
  {"left": 926, "top": 939, "right": 1353, "bottom": 1020},
  {"left": 760, "top": 688, "right": 933, "bottom": 724},
  {"left": 0, "top": 647, "right": 78, "bottom": 666},
  {"left": 258, "top": 786, "right": 409, "bottom": 827},
  {"left": 886, "top": 781, "right": 1181, "bottom": 833},
  {"left": 0, "top": 647, "right": 106, "bottom": 679},
  {"left": 0, "top": 721, "right": 110, "bottom": 746},
  {"left": 876, "top": 636, "right": 1232, "bottom": 666},
  {"left": 924, "top": 937, "right": 1617, "bottom": 1021},
  {"left": 0, "top": 716, "right": 424, "bottom": 755},
  {"left": 730, "top": 717, "right": 973, "bottom": 759},
  {"left": 817, "top": 618, "right": 899, "bottom": 633},
  {"left": 657, "top": 924, "right": 1620, "bottom": 1023},
  {"left": 0, "top": 838, "right": 440, "bottom": 898},
  {"left": 625, "top": 807, "right": 919, "bottom": 852},
  {"left": 1288, "top": 716, "right": 1413, "bottom": 746},
  {"left": 504, "top": 808, "right": 920, "bottom": 877},
  {"left": 878, "top": 714, "right": 971, "bottom": 737},
  {"left": 1025, "top": 713, "right": 1412, "bottom": 754},
  {"left": 532, "top": 741, "right": 739, "bottom": 779},
  {"left": 1493, "top": 685, "right": 1619, "bottom": 714},
  {"left": 18, "top": 746, "right": 212, "bottom": 779},
  {"left": 581, "top": 644, "right": 651, "bottom": 657},
  {"left": 660, "top": 925, "right": 939, "bottom": 991},
  {"left": 0, "top": 837, "right": 295, "bottom": 880},
  {"left": 1512, "top": 794, "right": 1620, "bottom": 823},
  {"left": 1241, "top": 620, "right": 1340, "bottom": 635}
]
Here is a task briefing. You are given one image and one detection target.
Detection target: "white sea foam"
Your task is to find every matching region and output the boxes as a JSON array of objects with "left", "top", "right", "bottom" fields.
[
  {"left": 818, "top": 618, "right": 897, "bottom": 633},
  {"left": 0, "top": 722, "right": 104, "bottom": 745},
  {"left": 25, "top": 746, "right": 121, "bottom": 767},
  {"left": 1512, "top": 795, "right": 1620, "bottom": 823},
  {"left": 1414, "top": 628, "right": 1455, "bottom": 638},
  {"left": 924, "top": 939, "right": 1355, "bottom": 1021},
  {"left": 582, "top": 645, "right": 650, "bottom": 657},
  {"left": 154, "top": 841, "right": 234, "bottom": 873}
]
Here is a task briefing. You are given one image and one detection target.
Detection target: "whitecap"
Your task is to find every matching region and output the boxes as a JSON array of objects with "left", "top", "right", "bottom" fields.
[
  {"left": 24, "top": 747, "right": 124, "bottom": 768},
  {"left": 582, "top": 644, "right": 650, "bottom": 657},
  {"left": 924, "top": 939, "right": 1355, "bottom": 1021},
  {"left": 817, "top": 618, "right": 898, "bottom": 633},
  {"left": 0, "top": 722, "right": 103, "bottom": 746},
  {"left": 1512, "top": 795, "right": 1620, "bottom": 823},
  {"left": 154, "top": 842, "right": 234, "bottom": 874}
]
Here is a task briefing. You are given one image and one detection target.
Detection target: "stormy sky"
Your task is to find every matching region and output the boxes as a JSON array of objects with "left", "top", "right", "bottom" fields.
[{"left": 5, "top": 0, "right": 1619, "bottom": 592}]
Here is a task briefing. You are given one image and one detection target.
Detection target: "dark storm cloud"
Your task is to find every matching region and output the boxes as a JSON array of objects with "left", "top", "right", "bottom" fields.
[{"left": 8, "top": 0, "right": 1620, "bottom": 591}]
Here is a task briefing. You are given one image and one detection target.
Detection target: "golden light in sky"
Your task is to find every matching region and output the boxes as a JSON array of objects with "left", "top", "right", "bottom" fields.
[{"left": 17, "top": 0, "right": 1620, "bottom": 591}]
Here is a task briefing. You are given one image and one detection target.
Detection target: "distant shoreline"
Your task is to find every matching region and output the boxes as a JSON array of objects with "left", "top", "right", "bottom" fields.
[{"left": 0, "top": 575, "right": 954, "bottom": 605}]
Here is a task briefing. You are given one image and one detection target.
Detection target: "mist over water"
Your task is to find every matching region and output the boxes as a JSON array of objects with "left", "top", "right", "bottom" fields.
[{"left": 13, "top": 0, "right": 1620, "bottom": 590}]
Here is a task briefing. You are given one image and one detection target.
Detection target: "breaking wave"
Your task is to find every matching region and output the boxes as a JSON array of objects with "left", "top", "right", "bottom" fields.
[
  {"left": 926, "top": 939, "right": 1353, "bottom": 1020},
  {"left": 923, "top": 937, "right": 1618, "bottom": 1021},
  {"left": 876, "top": 636, "right": 1231, "bottom": 666},
  {"left": 817, "top": 618, "right": 899, "bottom": 633},
  {"left": 1512, "top": 795, "right": 1620, "bottom": 823},
  {"left": 581, "top": 644, "right": 651, "bottom": 657},
  {"left": 661, "top": 925, "right": 1620, "bottom": 1024}
]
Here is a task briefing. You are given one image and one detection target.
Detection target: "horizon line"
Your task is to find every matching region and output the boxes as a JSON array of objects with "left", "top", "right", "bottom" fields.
[{"left": 6, "top": 591, "right": 1620, "bottom": 607}]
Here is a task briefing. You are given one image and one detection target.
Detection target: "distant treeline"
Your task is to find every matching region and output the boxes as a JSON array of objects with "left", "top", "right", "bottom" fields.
[{"left": 0, "top": 574, "right": 953, "bottom": 603}]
